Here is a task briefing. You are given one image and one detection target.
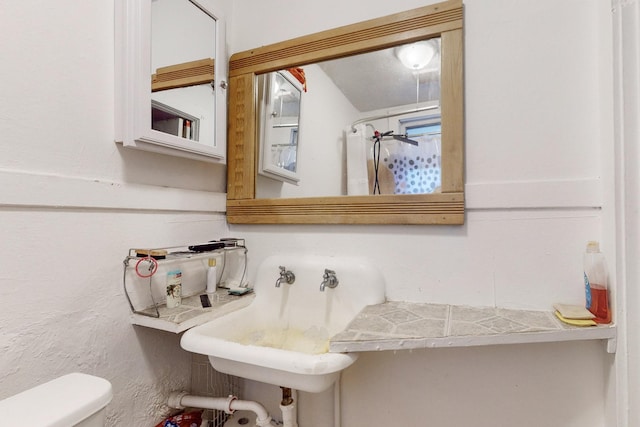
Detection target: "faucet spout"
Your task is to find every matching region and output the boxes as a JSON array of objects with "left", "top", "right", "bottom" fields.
[{"left": 320, "top": 269, "right": 339, "bottom": 292}]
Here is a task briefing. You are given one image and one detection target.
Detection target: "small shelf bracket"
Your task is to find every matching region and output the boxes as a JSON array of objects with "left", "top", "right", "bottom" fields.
[{"left": 606, "top": 335, "right": 617, "bottom": 354}]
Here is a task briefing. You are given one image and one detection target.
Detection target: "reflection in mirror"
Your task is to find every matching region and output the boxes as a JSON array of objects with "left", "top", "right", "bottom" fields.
[
  {"left": 226, "top": 0, "right": 464, "bottom": 224},
  {"left": 258, "top": 70, "right": 303, "bottom": 185},
  {"left": 256, "top": 38, "right": 441, "bottom": 199},
  {"left": 151, "top": 0, "right": 215, "bottom": 144}
]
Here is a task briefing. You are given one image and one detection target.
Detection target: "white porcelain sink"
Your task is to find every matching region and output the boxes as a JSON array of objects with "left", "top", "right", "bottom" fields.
[{"left": 181, "top": 255, "right": 385, "bottom": 392}]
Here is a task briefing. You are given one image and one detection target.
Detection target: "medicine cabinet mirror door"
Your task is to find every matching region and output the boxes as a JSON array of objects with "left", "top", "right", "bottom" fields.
[
  {"left": 115, "top": 0, "right": 227, "bottom": 163},
  {"left": 258, "top": 70, "right": 303, "bottom": 186}
]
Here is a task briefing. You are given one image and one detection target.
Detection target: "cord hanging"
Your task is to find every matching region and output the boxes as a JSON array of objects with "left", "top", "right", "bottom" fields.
[
  {"left": 370, "top": 130, "right": 420, "bottom": 195},
  {"left": 372, "top": 131, "right": 383, "bottom": 194}
]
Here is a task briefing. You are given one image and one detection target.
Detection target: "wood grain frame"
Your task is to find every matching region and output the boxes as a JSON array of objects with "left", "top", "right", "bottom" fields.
[
  {"left": 227, "top": 0, "right": 464, "bottom": 224},
  {"left": 151, "top": 58, "right": 215, "bottom": 92}
]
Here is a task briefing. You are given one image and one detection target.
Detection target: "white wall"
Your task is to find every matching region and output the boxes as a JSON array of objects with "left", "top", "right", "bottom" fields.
[
  {"left": 229, "top": 0, "right": 619, "bottom": 426},
  {"left": 0, "top": 1, "right": 231, "bottom": 425},
  {"left": 232, "top": 0, "right": 613, "bottom": 308}
]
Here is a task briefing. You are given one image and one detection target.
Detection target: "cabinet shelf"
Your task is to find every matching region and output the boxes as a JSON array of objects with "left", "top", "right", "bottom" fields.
[{"left": 151, "top": 100, "right": 200, "bottom": 141}]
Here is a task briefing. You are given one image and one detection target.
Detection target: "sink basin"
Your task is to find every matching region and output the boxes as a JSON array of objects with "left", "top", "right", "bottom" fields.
[{"left": 181, "top": 255, "right": 385, "bottom": 392}]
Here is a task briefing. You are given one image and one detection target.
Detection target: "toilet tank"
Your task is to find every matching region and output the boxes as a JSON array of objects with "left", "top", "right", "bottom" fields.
[{"left": 0, "top": 373, "right": 112, "bottom": 427}]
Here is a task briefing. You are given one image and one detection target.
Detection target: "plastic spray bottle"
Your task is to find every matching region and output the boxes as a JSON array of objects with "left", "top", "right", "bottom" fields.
[{"left": 583, "top": 241, "right": 611, "bottom": 324}]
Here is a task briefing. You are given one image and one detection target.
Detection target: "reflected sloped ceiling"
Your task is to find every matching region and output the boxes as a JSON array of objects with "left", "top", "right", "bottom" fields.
[{"left": 316, "top": 41, "right": 441, "bottom": 112}]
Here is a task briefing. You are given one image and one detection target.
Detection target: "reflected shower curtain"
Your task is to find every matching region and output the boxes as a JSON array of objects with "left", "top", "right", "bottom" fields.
[
  {"left": 346, "top": 124, "right": 369, "bottom": 195},
  {"left": 346, "top": 125, "right": 441, "bottom": 195},
  {"left": 381, "top": 133, "right": 441, "bottom": 194}
]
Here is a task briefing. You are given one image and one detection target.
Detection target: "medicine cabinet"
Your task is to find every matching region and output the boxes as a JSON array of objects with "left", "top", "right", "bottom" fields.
[{"left": 115, "top": 0, "right": 227, "bottom": 162}]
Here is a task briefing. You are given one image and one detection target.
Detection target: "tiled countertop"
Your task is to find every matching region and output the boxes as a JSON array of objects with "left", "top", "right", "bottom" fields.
[
  {"left": 132, "top": 295, "right": 616, "bottom": 352},
  {"left": 330, "top": 301, "right": 617, "bottom": 353}
]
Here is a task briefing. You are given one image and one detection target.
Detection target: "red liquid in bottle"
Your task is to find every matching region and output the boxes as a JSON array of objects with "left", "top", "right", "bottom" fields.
[{"left": 589, "top": 284, "right": 611, "bottom": 324}]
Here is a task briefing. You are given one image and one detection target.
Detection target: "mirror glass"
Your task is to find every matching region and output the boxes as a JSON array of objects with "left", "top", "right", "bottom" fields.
[
  {"left": 226, "top": 0, "right": 464, "bottom": 224},
  {"left": 255, "top": 38, "right": 442, "bottom": 199},
  {"left": 151, "top": 0, "right": 216, "bottom": 145},
  {"left": 258, "top": 70, "right": 303, "bottom": 184}
]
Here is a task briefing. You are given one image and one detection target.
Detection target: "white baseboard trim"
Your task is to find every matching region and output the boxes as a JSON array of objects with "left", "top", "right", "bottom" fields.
[{"left": 0, "top": 169, "right": 227, "bottom": 213}]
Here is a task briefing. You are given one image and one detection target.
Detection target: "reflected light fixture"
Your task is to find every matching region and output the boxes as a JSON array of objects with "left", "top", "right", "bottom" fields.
[{"left": 395, "top": 41, "right": 435, "bottom": 70}]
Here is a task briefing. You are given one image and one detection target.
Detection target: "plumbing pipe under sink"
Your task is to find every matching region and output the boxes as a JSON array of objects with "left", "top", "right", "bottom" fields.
[
  {"left": 168, "top": 392, "right": 276, "bottom": 427},
  {"left": 279, "top": 387, "right": 299, "bottom": 427},
  {"left": 280, "top": 401, "right": 298, "bottom": 427}
]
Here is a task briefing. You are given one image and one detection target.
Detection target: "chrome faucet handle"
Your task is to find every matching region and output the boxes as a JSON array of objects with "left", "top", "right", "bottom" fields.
[
  {"left": 320, "top": 269, "right": 339, "bottom": 291},
  {"left": 276, "top": 266, "right": 295, "bottom": 287}
]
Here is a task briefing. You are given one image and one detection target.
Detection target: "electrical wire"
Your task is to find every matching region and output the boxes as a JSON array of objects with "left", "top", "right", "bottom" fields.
[
  {"left": 219, "top": 245, "right": 249, "bottom": 288},
  {"left": 122, "top": 255, "right": 160, "bottom": 318},
  {"left": 237, "top": 245, "right": 249, "bottom": 287},
  {"left": 372, "top": 131, "right": 382, "bottom": 194}
]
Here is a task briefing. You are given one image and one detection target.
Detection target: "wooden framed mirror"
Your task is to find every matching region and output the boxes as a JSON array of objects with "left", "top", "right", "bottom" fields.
[{"left": 227, "top": 0, "right": 464, "bottom": 224}]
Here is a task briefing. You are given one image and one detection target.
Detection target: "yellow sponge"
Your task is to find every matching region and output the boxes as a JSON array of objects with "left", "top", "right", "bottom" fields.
[
  {"left": 554, "top": 310, "right": 597, "bottom": 327},
  {"left": 553, "top": 303, "right": 595, "bottom": 319}
]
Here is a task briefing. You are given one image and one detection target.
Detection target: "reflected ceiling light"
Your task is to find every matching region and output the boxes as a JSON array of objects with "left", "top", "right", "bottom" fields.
[{"left": 395, "top": 41, "right": 435, "bottom": 70}]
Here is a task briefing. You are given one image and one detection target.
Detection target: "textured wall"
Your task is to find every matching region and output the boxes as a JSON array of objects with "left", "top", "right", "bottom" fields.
[
  {"left": 0, "top": 0, "right": 627, "bottom": 426},
  {"left": 0, "top": 0, "right": 230, "bottom": 425},
  {"left": 0, "top": 210, "right": 229, "bottom": 425}
]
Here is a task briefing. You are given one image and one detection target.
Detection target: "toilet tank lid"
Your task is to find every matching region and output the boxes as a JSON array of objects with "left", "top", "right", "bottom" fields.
[{"left": 0, "top": 373, "right": 113, "bottom": 427}]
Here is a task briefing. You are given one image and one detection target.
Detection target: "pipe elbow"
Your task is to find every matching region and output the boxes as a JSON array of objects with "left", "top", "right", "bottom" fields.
[{"left": 230, "top": 399, "right": 272, "bottom": 425}]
